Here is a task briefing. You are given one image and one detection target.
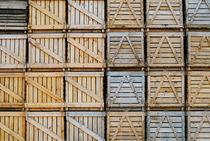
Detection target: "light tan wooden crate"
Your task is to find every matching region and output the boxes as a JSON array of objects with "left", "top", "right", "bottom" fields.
[
  {"left": 148, "top": 71, "right": 185, "bottom": 110},
  {"left": 0, "top": 73, "right": 25, "bottom": 109},
  {"left": 107, "top": 112, "right": 145, "bottom": 141},
  {"left": 186, "top": 0, "right": 210, "bottom": 28},
  {"left": 25, "top": 72, "right": 64, "bottom": 110},
  {"left": 66, "top": 112, "right": 105, "bottom": 141},
  {"left": 28, "top": 0, "right": 66, "bottom": 30},
  {"left": 0, "top": 34, "right": 26, "bottom": 69},
  {"left": 67, "top": 0, "right": 105, "bottom": 30},
  {"left": 28, "top": 33, "right": 65, "bottom": 69},
  {"left": 188, "top": 32, "right": 210, "bottom": 67},
  {"left": 147, "top": 111, "right": 185, "bottom": 141},
  {"left": 26, "top": 112, "right": 65, "bottom": 141},
  {"left": 65, "top": 72, "right": 104, "bottom": 110},
  {"left": 147, "top": 32, "right": 184, "bottom": 67},
  {"left": 107, "top": 0, "right": 144, "bottom": 29},
  {"left": 188, "top": 111, "right": 210, "bottom": 141},
  {"left": 0, "top": 112, "right": 25, "bottom": 141},
  {"left": 67, "top": 33, "right": 105, "bottom": 69},
  {"left": 107, "top": 32, "right": 144, "bottom": 68},
  {"left": 146, "top": 0, "right": 183, "bottom": 28}
]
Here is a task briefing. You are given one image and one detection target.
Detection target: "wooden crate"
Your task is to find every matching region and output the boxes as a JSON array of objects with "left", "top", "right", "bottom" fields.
[
  {"left": 0, "top": 112, "right": 25, "bottom": 141},
  {"left": 107, "top": 32, "right": 144, "bottom": 68},
  {"left": 147, "top": 32, "right": 184, "bottom": 67},
  {"left": 146, "top": 0, "right": 183, "bottom": 28},
  {"left": 65, "top": 72, "right": 104, "bottom": 110},
  {"left": 188, "top": 111, "right": 210, "bottom": 141},
  {"left": 26, "top": 112, "right": 65, "bottom": 141},
  {"left": 147, "top": 111, "right": 185, "bottom": 141},
  {"left": 67, "top": 33, "right": 105, "bottom": 69},
  {"left": 0, "top": 34, "right": 26, "bottom": 70},
  {"left": 107, "top": 71, "right": 145, "bottom": 110},
  {"left": 107, "top": 112, "right": 145, "bottom": 141},
  {"left": 66, "top": 112, "right": 105, "bottom": 141},
  {"left": 25, "top": 72, "right": 64, "bottom": 110},
  {"left": 0, "top": 73, "right": 25, "bottom": 109},
  {"left": 0, "top": 0, "right": 28, "bottom": 30},
  {"left": 28, "top": 0, "right": 66, "bottom": 30},
  {"left": 148, "top": 71, "right": 185, "bottom": 110},
  {"left": 107, "top": 0, "right": 144, "bottom": 29},
  {"left": 67, "top": 0, "right": 105, "bottom": 30},
  {"left": 186, "top": 0, "right": 210, "bottom": 28},
  {"left": 28, "top": 33, "right": 65, "bottom": 69},
  {"left": 188, "top": 32, "right": 210, "bottom": 67}
]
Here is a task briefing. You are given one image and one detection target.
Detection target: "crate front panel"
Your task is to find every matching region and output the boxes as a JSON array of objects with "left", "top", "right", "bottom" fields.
[
  {"left": 107, "top": 32, "right": 144, "bottom": 67},
  {"left": 148, "top": 71, "right": 185, "bottom": 108},
  {"left": 147, "top": 111, "right": 185, "bottom": 141},
  {"left": 0, "top": 35, "right": 26, "bottom": 69},
  {"left": 146, "top": 0, "right": 183, "bottom": 28},
  {"left": 188, "top": 32, "right": 210, "bottom": 67},
  {"left": 188, "top": 71, "right": 210, "bottom": 108},
  {"left": 68, "top": 0, "right": 105, "bottom": 29},
  {"left": 107, "top": 71, "right": 145, "bottom": 109},
  {"left": 28, "top": 34, "right": 65, "bottom": 68},
  {"left": 107, "top": 112, "right": 145, "bottom": 141},
  {"left": 147, "top": 32, "right": 184, "bottom": 67},
  {"left": 186, "top": 0, "right": 210, "bottom": 27},
  {"left": 25, "top": 72, "right": 64, "bottom": 108},
  {"left": 0, "top": 0, "right": 28, "bottom": 30},
  {"left": 26, "top": 112, "right": 65, "bottom": 141},
  {"left": 65, "top": 72, "right": 104, "bottom": 109},
  {"left": 188, "top": 111, "right": 210, "bottom": 141},
  {"left": 28, "top": 0, "right": 66, "bottom": 30},
  {"left": 107, "top": 0, "right": 144, "bottom": 28},
  {"left": 0, "top": 73, "right": 25, "bottom": 108},
  {"left": 67, "top": 33, "right": 105, "bottom": 68},
  {"left": 66, "top": 112, "right": 105, "bottom": 141}
]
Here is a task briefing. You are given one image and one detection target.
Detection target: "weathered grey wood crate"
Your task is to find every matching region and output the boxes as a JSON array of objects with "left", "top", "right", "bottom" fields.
[
  {"left": 107, "top": 71, "right": 145, "bottom": 110},
  {"left": 188, "top": 111, "right": 210, "bottom": 141},
  {"left": 66, "top": 112, "right": 105, "bottom": 141},
  {"left": 147, "top": 111, "right": 185, "bottom": 141}
]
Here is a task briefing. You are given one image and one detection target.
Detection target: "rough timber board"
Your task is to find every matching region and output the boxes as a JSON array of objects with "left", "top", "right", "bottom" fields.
[
  {"left": 65, "top": 72, "right": 104, "bottom": 110},
  {"left": 107, "top": 32, "right": 144, "bottom": 68},
  {"left": 66, "top": 112, "right": 105, "bottom": 141},
  {"left": 0, "top": 34, "right": 26, "bottom": 69},
  {"left": 146, "top": 0, "right": 183, "bottom": 28},
  {"left": 107, "top": 112, "right": 145, "bottom": 141},
  {"left": 107, "top": 71, "right": 145, "bottom": 110},
  {"left": 28, "top": 33, "right": 65, "bottom": 69},
  {"left": 66, "top": 33, "right": 105, "bottom": 69},
  {"left": 107, "top": 0, "right": 144, "bottom": 29},
  {"left": 147, "top": 32, "right": 184, "bottom": 67},
  {"left": 147, "top": 111, "right": 185, "bottom": 141},
  {"left": 188, "top": 32, "right": 210, "bottom": 67},
  {"left": 68, "top": 0, "right": 105, "bottom": 30}
]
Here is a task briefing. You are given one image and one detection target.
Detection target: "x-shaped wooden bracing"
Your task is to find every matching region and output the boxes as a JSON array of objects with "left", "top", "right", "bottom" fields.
[
  {"left": 149, "top": 0, "right": 180, "bottom": 25},
  {"left": 110, "top": 35, "right": 142, "bottom": 65},
  {"left": 151, "top": 36, "right": 180, "bottom": 65}
]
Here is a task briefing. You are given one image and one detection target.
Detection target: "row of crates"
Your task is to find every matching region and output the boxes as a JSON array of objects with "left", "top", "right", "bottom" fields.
[
  {"left": 0, "top": 31, "right": 209, "bottom": 70},
  {"left": 0, "top": 111, "right": 210, "bottom": 141},
  {"left": 0, "top": 0, "right": 210, "bottom": 31}
]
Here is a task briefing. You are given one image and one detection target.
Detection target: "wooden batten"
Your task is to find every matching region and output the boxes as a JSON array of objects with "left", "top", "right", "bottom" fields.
[
  {"left": 147, "top": 111, "right": 185, "bottom": 141},
  {"left": 65, "top": 72, "right": 104, "bottom": 110},
  {"left": 148, "top": 70, "right": 185, "bottom": 110},
  {"left": 26, "top": 112, "right": 65, "bottom": 141},
  {"left": 66, "top": 112, "right": 105, "bottom": 141},
  {"left": 25, "top": 72, "right": 64, "bottom": 111},
  {"left": 28, "top": 33, "right": 66, "bottom": 70},
  {"left": 107, "top": 71, "right": 145, "bottom": 110},
  {"left": 107, "top": 112, "right": 145, "bottom": 141}
]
